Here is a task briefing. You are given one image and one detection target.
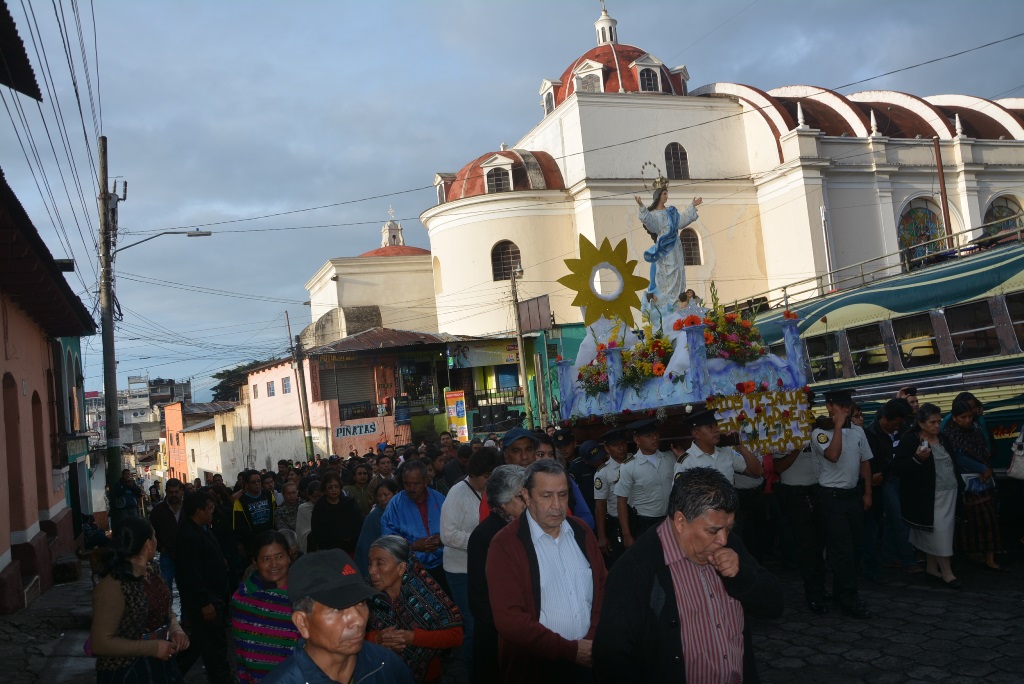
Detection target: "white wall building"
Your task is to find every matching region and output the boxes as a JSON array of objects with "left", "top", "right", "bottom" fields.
[{"left": 420, "top": 7, "right": 1024, "bottom": 336}]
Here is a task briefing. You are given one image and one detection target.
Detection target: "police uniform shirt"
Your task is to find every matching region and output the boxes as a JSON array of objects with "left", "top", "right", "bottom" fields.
[
  {"left": 810, "top": 424, "right": 872, "bottom": 489},
  {"left": 674, "top": 443, "right": 748, "bottom": 484},
  {"left": 733, "top": 453, "right": 764, "bottom": 491},
  {"left": 779, "top": 447, "right": 820, "bottom": 487},
  {"left": 614, "top": 449, "right": 675, "bottom": 517},
  {"left": 593, "top": 460, "right": 623, "bottom": 518}
]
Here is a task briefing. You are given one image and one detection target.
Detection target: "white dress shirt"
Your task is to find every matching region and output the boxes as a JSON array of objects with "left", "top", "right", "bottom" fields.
[{"left": 525, "top": 510, "right": 593, "bottom": 641}]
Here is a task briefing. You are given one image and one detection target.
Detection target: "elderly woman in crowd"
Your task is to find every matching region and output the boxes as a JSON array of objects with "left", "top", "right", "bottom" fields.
[
  {"left": 354, "top": 479, "right": 400, "bottom": 575},
  {"left": 943, "top": 398, "right": 1002, "bottom": 570},
  {"left": 230, "top": 531, "right": 301, "bottom": 681},
  {"left": 274, "top": 482, "right": 300, "bottom": 532},
  {"left": 90, "top": 517, "right": 190, "bottom": 683},
  {"left": 891, "top": 403, "right": 963, "bottom": 588},
  {"left": 367, "top": 534, "right": 464, "bottom": 683},
  {"left": 466, "top": 464, "right": 527, "bottom": 684},
  {"left": 308, "top": 470, "right": 363, "bottom": 555},
  {"left": 344, "top": 463, "right": 374, "bottom": 516}
]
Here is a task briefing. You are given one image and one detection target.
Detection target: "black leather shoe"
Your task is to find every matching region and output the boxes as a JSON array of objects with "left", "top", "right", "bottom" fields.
[
  {"left": 806, "top": 600, "right": 830, "bottom": 616},
  {"left": 841, "top": 602, "right": 872, "bottom": 619}
]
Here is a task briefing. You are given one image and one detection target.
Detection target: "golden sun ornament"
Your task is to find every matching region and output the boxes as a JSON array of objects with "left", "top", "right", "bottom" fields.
[{"left": 558, "top": 235, "right": 649, "bottom": 327}]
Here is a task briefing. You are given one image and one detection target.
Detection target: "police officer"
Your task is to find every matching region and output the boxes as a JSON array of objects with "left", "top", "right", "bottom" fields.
[
  {"left": 811, "top": 389, "right": 874, "bottom": 619},
  {"left": 570, "top": 438, "right": 603, "bottom": 517},
  {"left": 593, "top": 428, "right": 629, "bottom": 567},
  {"left": 614, "top": 419, "right": 675, "bottom": 546},
  {"left": 775, "top": 444, "right": 828, "bottom": 615},
  {"left": 552, "top": 428, "right": 577, "bottom": 465},
  {"left": 674, "top": 410, "right": 763, "bottom": 483}
]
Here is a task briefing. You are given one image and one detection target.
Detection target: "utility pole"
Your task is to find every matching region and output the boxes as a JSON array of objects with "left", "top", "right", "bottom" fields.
[
  {"left": 98, "top": 136, "right": 125, "bottom": 529},
  {"left": 511, "top": 265, "right": 534, "bottom": 429},
  {"left": 286, "top": 311, "right": 316, "bottom": 461}
]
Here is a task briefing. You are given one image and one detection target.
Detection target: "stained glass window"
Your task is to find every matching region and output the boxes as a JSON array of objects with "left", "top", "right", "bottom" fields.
[
  {"left": 983, "top": 196, "right": 1023, "bottom": 237},
  {"left": 898, "top": 199, "right": 945, "bottom": 267}
]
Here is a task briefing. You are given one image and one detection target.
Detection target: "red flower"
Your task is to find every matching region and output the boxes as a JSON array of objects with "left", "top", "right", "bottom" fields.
[
  {"left": 776, "top": 378, "right": 784, "bottom": 387},
  {"left": 673, "top": 319, "right": 684, "bottom": 331},
  {"left": 735, "top": 382, "right": 746, "bottom": 393},
  {"left": 623, "top": 408, "right": 632, "bottom": 415},
  {"left": 802, "top": 385, "right": 811, "bottom": 393},
  {"left": 647, "top": 409, "right": 656, "bottom": 416},
  {"left": 706, "top": 395, "right": 715, "bottom": 403},
  {"left": 577, "top": 373, "right": 583, "bottom": 380},
  {"left": 744, "top": 381, "right": 757, "bottom": 393},
  {"left": 760, "top": 381, "right": 769, "bottom": 391},
  {"left": 738, "top": 411, "right": 748, "bottom": 421},
  {"left": 783, "top": 309, "right": 799, "bottom": 320},
  {"left": 556, "top": 355, "right": 563, "bottom": 362},
  {"left": 755, "top": 406, "right": 763, "bottom": 414},
  {"left": 783, "top": 410, "right": 791, "bottom": 418}
]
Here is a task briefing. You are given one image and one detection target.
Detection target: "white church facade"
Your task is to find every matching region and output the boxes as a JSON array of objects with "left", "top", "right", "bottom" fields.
[{"left": 420, "top": 7, "right": 1024, "bottom": 337}]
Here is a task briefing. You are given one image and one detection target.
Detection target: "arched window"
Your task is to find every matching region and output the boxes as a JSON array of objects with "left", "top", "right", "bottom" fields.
[
  {"left": 544, "top": 91, "right": 555, "bottom": 115},
  {"left": 433, "top": 256, "right": 443, "bottom": 294},
  {"left": 680, "top": 228, "right": 702, "bottom": 265},
  {"left": 983, "top": 195, "right": 1023, "bottom": 237},
  {"left": 486, "top": 168, "right": 511, "bottom": 194},
  {"left": 436, "top": 184, "right": 445, "bottom": 205},
  {"left": 639, "top": 68, "right": 659, "bottom": 92},
  {"left": 898, "top": 198, "right": 946, "bottom": 268},
  {"left": 665, "top": 142, "right": 689, "bottom": 180},
  {"left": 491, "top": 241, "right": 521, "bottom": 281},
  {"left": 600, "top": 27, "right": 606, "bottom": 43}
]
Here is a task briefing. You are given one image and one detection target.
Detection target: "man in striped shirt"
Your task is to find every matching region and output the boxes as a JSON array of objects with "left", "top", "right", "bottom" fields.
[{"left": 595, "top": 467, "right": 783, "bottom": 682}]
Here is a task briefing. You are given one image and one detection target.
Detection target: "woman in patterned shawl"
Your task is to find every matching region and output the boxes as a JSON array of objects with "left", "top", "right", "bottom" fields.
[
  {"left": 942, "top": 398, "right": 1002, "bottom": 570},
  {"left": 230, "top": 530, "right": 301, "bottom": 681},
  {"left": 366, "top": 534, "right": 463, "bottom": 683}
]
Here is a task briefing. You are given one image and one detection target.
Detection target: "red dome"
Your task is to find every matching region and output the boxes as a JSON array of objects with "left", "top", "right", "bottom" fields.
[
  {"left": 554, "top": 44, "right": 686, "bottom": 107},
  {"left": 444, "top": 149, "right": 565, "bottom": 202},
  {"left": 358, "top": 245, "right": 430, "bottom": 258}
]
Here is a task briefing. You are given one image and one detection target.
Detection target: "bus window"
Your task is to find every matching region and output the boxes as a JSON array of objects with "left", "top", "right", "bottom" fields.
[
  {"left": 1005, "top": 291, "right": 1024, "bottom": 348},
  {"left": 805, "top": 334, "right": 844, "bottom": 382},
  {"left": 892, "top": 313, "right": 940, "bottom": 368},
  {"left": 847, "top": 324, "right": 888, "bottom": 375},
  {"left": 945, "top": 301, "right": 999, "bottom": 360},
  {"left": 769, "top": 342, "right": 787, "bottom": 359}
]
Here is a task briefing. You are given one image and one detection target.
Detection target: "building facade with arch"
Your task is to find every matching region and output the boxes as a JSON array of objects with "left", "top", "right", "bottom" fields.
[{"left": 420, "top": 7, "right": 1024, "bottom": 336}]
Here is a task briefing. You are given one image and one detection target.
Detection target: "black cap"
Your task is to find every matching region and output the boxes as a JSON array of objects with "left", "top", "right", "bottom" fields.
[
  {"left": 687, "top": 410, "right": 719, "bottom": 429},
  {"left": 579, "top": 440, "right": 606, "bottom": 465},
  {"left": 553, "top": 429, "right": 574, "bottom": 447},
  {"left": 288, "top": 549, "right": 381, "bottom": 610},
  {"left": 601, "top": 427, "right": 628, "bottom": 444},
  {"left": 627, "top": 418, "right": 660, "bottom": 435},
  {"left": 502, "top": 427, "right": 539, "bottom": 449},
  {"left": 899, "top": 385, "right": 918, "bottom": 396},
  {"left": 823, "top": 389, "right": 855, "bottom": 405}
]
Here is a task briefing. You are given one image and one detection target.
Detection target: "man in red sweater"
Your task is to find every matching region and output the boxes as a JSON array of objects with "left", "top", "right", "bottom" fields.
[{"left": 485, "top": 459, "right": 606, "bottom": 684}]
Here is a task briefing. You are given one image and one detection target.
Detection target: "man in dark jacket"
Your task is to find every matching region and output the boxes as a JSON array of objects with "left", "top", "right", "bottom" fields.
[
  {"left": 263, "top": 549, "right": 412, "bottom": 684},
  {"left": 149, "top": 478, "right": 184, "bottom": 593},
  {"left": 863, "top": 398, "right": 917, "bottom": 580},
  {"left": 176, "top": 490, "right": 233, "bottom": 683},
  {"left": 594, "top": 467, "right": 783, "bottom": 682},
  {"left": 486, "top": 460, "right": 606, "bottom": 684},
  {"left": 233, "top": 469, "right": 276, "bottom": 557}
]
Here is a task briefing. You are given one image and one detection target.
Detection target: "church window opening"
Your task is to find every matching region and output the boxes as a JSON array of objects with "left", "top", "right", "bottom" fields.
[
  {"left": 983, "top": 195, "right": 1023, "bottom": 237},
  {"left": 680, "top": 228, "right": 701, "bottom": 265},
  {"left": 600, "top": 27, "right": 606, "bottom": 43},
  {"left": 433, "top": 256, "right": 443, "bottom": 294},
  {"left": 898, "top": 198, "right": 946, "bottom": 270},
  {"left": 577, "top": 73, "right": 602, "bottom": 93},
  {"left": 491, "top": 240, "right": 521, "bottom": 281},
  {"left": 665, "top": 143, "right": 689, "bottom": 180},
  {"left": 639, "top": 68, "right": 659, "bottom": 92},
  {"left": 544, "top": 91, "right": 555, "bottom": 115},
  {"left": 486, "top": 168, "right": 511, "bottom": 194}
]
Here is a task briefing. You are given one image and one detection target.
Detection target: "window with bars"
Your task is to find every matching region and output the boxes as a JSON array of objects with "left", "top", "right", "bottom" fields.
[
  {"left": 491, "top": 241, "right": 521, "bottom": 281},
  {"left": 945, "top": 301, "right": 1000, "bottom": 360},
  {"left": 639, "top": 68, "right": 659, "bottom": 92},
  {"left": 282, "top": 376, "right": 291, "bottom": 394},
  {"left": 267, "top": 381, "right": 275, "bottom": 397},
  {"left": 892, "top": 313, "right": 940, "bottom": 368},
  {"left": 680, "top": 228, "right": 701, "bottom": 265},
  {"left": 847, "top": 324, "right": 889, "bottom": 375},
  {"left": 805, "top": 333, "right": 844, "bottom": 382},
  {"left": 665, "top": 143, "right": 689, "bottom": 180},
  {"left": 486, "top": 168, "right": 511, "bottom": 194},
  {"left": 544, "top": 91, "right": 555, "bottom": 115}
]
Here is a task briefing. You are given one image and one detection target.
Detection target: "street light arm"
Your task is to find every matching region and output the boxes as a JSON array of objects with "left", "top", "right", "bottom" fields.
[{"left": 113, "top": 230, "right": 213, "bottom": 254}]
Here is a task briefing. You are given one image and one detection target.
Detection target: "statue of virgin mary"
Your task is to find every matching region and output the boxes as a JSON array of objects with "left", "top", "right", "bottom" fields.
[{"left": 634, "top": 185, "right": 702, "bottom": 309}]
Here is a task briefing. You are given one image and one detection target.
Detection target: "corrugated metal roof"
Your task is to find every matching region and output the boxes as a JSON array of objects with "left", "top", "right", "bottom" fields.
[
  {"left": 181, "top": 418, "right": 215, "bottom": 433},
  {"left": 182, "top": 401, "right": 237, "bottom": 416},
  {"left": 307, "top": 327, "right": 475, "bottom": 355}
]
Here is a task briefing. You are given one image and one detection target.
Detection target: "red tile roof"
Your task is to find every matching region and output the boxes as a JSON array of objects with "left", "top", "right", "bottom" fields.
[
  {"left": 554, "top": 44, "right": 685, "bottom": 106},
  {"left": 359, "top": 245, "right": 431, "bottom": 258},
  {"left": 446, "top": 150, "right": 565, "bottom": 202}
]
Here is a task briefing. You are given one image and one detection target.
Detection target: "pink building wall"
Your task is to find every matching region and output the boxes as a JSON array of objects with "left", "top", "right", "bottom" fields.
[{"left": 247, "top": 360, "right": 330, "bottom": 429}]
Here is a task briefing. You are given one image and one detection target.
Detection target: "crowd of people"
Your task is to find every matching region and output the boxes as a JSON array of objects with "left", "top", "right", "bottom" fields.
[{"left": 87, "top": 385, "right": 1009, "bottom": 683}]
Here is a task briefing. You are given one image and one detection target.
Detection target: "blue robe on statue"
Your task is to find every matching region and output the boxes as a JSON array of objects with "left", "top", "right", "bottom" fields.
[{"left": 638, "top": 202, "right": 699, "bottom": 308}]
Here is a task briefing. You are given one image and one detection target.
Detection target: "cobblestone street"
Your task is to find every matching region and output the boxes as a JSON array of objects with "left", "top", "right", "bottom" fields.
[{"left": 1, "top": 544, "right": 1020, "bottom": 683}]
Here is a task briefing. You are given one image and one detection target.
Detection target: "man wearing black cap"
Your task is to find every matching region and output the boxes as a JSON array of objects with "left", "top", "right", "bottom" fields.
[
  {"left": 615, "top": 419, "right": 675, "bottom": 546},
  {"left": 593, "top": 428, "right": 629, "bottom": 566},
  {"left": 675, "top": 410, "right": 763, "bottom": 485},
  {"left": 264, "top": 549, "right": 412, "bottom": 683},
  {"left": 553, "top": 429, "right": 577, "bottom": 466},
  {"left": 810, "top": 389, "right": 874, "bottom": 619}
]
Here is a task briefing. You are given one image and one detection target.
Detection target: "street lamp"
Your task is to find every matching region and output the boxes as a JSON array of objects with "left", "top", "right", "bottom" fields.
[{"left": 98, "top": 135, "right": 212, "bottom": 530}]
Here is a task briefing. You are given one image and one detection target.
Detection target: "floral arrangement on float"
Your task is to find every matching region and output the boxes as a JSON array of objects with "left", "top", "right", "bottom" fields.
[
  {"left": 705, "top": 378, "right": 816, "bottom": 453},
  {"left": 553, "top": 231, "right": 811, "bottom": 422}
]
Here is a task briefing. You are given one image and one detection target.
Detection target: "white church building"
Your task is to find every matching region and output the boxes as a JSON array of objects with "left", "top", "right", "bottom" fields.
[{"left": 420, "top": 7, "right": 1024, "bottom": 337}]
